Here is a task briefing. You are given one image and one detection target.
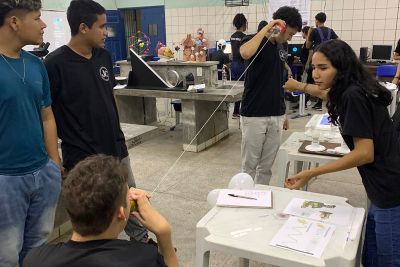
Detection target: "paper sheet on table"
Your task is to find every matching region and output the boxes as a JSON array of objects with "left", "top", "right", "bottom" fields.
[
  {"left": 315, "top": 114, "right": 331, "bottom": 129},
  {"left": 283, "top": 198, "right": 353, "bottom": 226},
  {"left": 216, "top": 189, "right": 272, "bottom": 208},
  {"left": 270, "top": 216, "right": 335, "bottom": 258}
]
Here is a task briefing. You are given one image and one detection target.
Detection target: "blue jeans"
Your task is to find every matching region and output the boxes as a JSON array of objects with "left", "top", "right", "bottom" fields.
[
  {"left": 231, "top": 60, "right": 245, "bottom": 114},
  {"left": 362, "top": 203, "right": 400, "bottom": 267},
  {"left": 0, "top": 159, "right": 61, "bottom": 267}
]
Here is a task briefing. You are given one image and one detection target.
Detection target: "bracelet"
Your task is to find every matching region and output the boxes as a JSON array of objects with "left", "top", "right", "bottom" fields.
[
  {"left": 303, "top": 83, "right": 308, "bottom": 93},
  {"left": 394, "top": 76, "right": 399, "bottom": 79}
]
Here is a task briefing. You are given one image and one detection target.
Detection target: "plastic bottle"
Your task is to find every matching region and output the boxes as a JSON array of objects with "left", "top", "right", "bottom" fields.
[{"left": 222, "top": 67, "right": 227, "bottom": 85}]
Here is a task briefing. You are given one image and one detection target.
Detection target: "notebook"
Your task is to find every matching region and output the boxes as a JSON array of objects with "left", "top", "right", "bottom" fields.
[{"left": 216, "top": 189, "right": 272, "bottom": 208}]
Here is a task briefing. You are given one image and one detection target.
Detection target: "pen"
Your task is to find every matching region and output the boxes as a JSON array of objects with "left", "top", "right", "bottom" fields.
[{"left": 228, "top": 193, "right": 257, "bottom": 200}]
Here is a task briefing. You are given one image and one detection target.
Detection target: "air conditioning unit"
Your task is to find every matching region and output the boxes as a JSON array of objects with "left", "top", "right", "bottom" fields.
[{"left": 225, "top": 0, "right": 250, "bottom": 7}]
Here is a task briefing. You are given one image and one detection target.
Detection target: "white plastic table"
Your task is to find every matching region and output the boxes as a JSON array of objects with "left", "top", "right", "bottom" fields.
[
  {"left": 196, "top": 185, "right": 365, "bottom": 267},
  {"left": 276, "top": 131, "right": 345, "bottom": 187}
]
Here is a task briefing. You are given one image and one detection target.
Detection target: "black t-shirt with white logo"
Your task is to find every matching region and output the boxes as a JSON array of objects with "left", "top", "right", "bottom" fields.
[
  {"left": 44, "top": 46, "right": 128, "bottom": 170},
  {"left": 230, "top": 31, "right": 246, "bottom": 63},
  {"left": 240, "top": 38, "right": 286, "bottom": 117},
  {"left": 338, "top": 84, "right": 400, "bottom": 208},
  {"left": 23, "top": 239, "right": 167, "bottom": 267}
]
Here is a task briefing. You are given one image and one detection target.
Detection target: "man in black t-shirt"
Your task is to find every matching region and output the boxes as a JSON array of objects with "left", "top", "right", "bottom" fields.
[
  {"left": 306, "top": 12, "right": 338, "bottom": 110},
  {"left": 210, "top": 39, "right": 230, "bottom": 80},
  {"left": 230, "top": 13, "right": 247, "bottom": 118},
  {"left": 23, "top": 155, "right": 178, "bottom": 267},
  {"left": 239, "top": 6, "right": 302, "bottom": 185},
  {"left": 307, "top": 12, "right": 338, "bottom": 50},
  {"left": 44, "top": 0, "right": 147, "bottom": 242},
  {"left": 300, "top": 26, "right": 310, "bottom": 67}
]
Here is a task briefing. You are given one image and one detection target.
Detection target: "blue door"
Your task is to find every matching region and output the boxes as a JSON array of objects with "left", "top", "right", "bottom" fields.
[
  {"left": 140, "top": 6, "right": 166, "bottom": 56},
  {"left": 105, "top": 10, "right": 126, "bottom": 65}
]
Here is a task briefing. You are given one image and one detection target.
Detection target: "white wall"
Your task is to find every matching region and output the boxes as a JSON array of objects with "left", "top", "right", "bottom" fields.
[
  {"left": 165, "top": 4, "right": 269, "bottom": 53},
  {"left": 164, "top": 0, "right": 400, "bottom": 57}
]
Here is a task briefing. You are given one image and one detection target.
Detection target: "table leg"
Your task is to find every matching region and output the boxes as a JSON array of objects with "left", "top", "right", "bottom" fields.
[
  {"left": 238, "top": 257, "right": 249, "bottom": 267},
  {"left": 277, "top": 149, "right": 290, "bottom": 187},
  {"left": 299, "top": 93, "right": 305, "bottom": 116},
  {"left": 195, "top": 249, "right": 210, "bottom": 267},
  {"left": 182, "top": 100, "right": 229, "bottom": 152},
  {"left": 115, "top": 95, "right": 157, "bottom": 125},
  {"left": 294, "top": 160, "right": 303, "bottom": 173}
]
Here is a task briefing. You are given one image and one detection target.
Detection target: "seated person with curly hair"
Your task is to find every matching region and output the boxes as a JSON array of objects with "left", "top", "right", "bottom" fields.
[{"left": 23, "top": 154, "right": 179, "bottom": 267}]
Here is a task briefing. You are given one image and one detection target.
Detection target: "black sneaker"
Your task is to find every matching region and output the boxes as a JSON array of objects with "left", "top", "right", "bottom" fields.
[
  {"left": 312, "top": 104, "right": 323, "bottom": 111},
  {"left": 312, "top": 99, "right": 323, "bottom": 111}
]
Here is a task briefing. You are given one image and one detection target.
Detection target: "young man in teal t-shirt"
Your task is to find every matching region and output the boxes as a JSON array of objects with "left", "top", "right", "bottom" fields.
[{"left": 0, "top": 1, "right": 62, "bottom": 266}]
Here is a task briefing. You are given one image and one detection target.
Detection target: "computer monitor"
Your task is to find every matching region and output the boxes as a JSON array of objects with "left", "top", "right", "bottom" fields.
[
  {"left": 287, "top": 43, "right": 303, "bottom": 64},
  {"left": 371, "top": 45, "right": 392, "bottom": 61},
  {"left": 216, "top": 40, "right": 232, "bottom": 54},
  {"left": 288, "top": 44, "right": 303, "bottom": 57}
]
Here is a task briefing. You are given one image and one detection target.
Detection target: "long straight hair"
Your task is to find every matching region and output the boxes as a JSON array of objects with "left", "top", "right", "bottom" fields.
[{"left": 314, "top": 39, "right": 392, "bottom": 124}]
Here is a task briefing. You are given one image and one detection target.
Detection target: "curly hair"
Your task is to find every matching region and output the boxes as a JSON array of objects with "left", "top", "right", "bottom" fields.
[
  {"left": 62, "top": 154, "right": 128, "bottom": 236},
  {"left": 67, "top": 0, "right": 106, "bottom": 36},
  {"left": 314, "top": 39, "right": 392, "bottom": 125},
  {"left": 233, "top": 13, "right": 247, "bottom": 30},
  {"left": 272, "top": 6, "right": 302, "bottom": 32},
  {"left": 0, "top": 0, "right": 42, "bottom": 26}
]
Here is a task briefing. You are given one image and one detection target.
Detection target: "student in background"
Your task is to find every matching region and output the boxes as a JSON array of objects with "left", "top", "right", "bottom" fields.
[
  {"left": 284, "top": 39, "right": 400, "bottom": 267},
  {"left": 23, "top": 155, "right": 179, "bottom": 267},
  {"left": 210, "top": 39, "right": 230, "bottom": 80},
  {"left": 300, "top": 26, "right": 311, "bottom": 107},
  {"left": 44, "top": 0, "right": 147, "bottom": 242},
  {"left": 230, "top": 13, "right": 247, "bottom": 118},
  {"left": 300, "top": 26, "right": 311, "bottom": 74},
  {"left": 0, "top": 0, "right": 62, "bottom": 266}
]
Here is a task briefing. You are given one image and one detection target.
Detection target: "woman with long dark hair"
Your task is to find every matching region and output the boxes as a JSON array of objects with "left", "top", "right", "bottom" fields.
[{"left": 284, "top": 39, "right": 400, "bottom": 266}]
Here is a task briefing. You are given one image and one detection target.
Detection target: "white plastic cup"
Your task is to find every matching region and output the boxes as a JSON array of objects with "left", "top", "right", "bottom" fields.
[{"left": 311, "top": 129, "right": 320, "bottom": 147}]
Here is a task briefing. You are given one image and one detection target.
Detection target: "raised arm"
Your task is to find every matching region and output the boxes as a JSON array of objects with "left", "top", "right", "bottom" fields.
[
  {"left": 240, "top": 19, "right": 285, "bottom": 60},
  {"left": 130, "top": 190, "right": 179, "bottom": 267},
  {"left": 283, "top": 77, "right": 329, "bottom": 100}
]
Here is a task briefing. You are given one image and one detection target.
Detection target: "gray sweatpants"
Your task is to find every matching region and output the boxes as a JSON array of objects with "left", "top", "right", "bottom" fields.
[
  {"left": 241, "top": 115, "right": 284, "bottom": 185},
  {"left": 121, "top": 156, "right": 149, "bottom": 242}
]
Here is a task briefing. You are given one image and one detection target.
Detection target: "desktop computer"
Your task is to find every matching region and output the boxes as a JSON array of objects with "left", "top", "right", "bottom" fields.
[
  {"left": 371, "top": 45, "right": 392, "bottom": 63},
  {"left": 287, "top": 43, "right": 303, "bottom": 64}
]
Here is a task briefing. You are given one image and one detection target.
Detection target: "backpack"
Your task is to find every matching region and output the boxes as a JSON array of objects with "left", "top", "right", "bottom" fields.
[{"left": 316, "top": 27, "right": 332, "bottom": 44}]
